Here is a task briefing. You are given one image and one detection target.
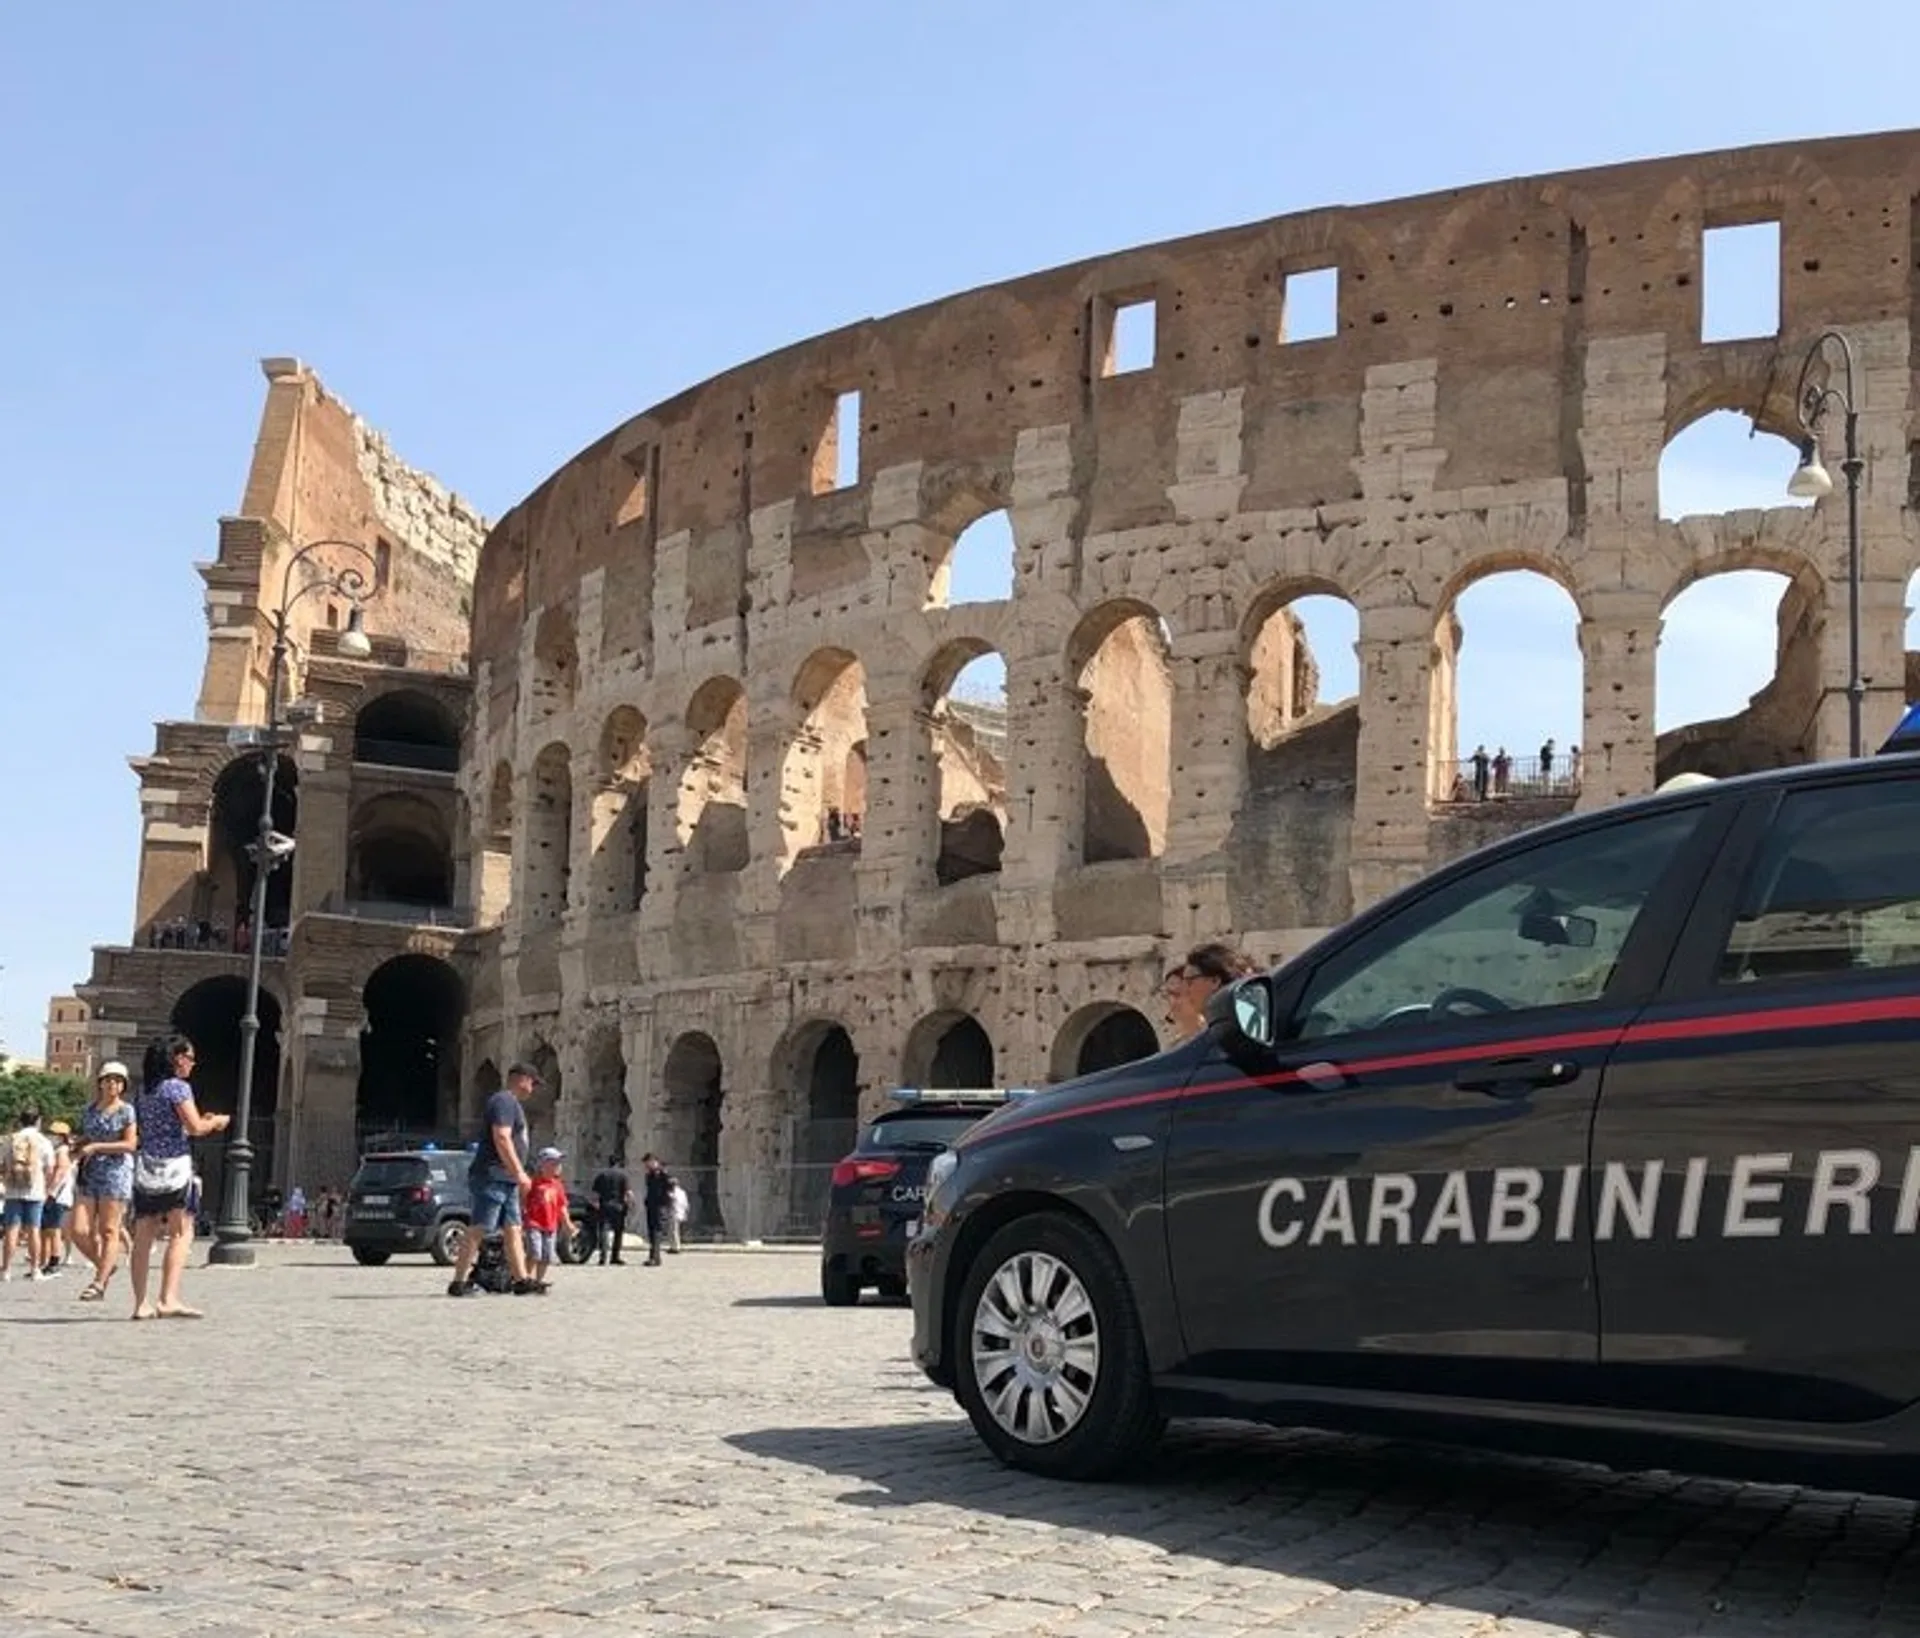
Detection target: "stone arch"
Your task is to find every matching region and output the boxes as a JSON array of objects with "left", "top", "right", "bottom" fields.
[
  {"left": 468, "top": 1056, "right": 501, "bottom": 1133},
  {"left": 352, "top": 688, "right": 461, "bottom": 773},
  {"left": 930, "top": 508, "right": 1017, "bottom": 608},
  {"left": 206, "top": 753, "right": 299, "bottom": 945},
  {"left": 680, "top": 677, "right": 748, "bottom": 874},
  {"left": 1241, "top": 576, "right": 1360, "bottom": 758},
  {"left": 659, "top": 1031, "right": 725, "bottom": 1231},
  {"left": 170, "top": 975, "right": 282, "bottom": 1210},
  {"left": 524, "top": 742, "right": 573, "bottom": 926},
  {"left": 779, "top": 1018, "right": 862, "bottom": 1169},
  {"left": 1050, "top": 1003, "right": 1161, "bottom": 1083},
  {"left": 1429, "top": 558, "right": 1585, "bottom": 806},
  {"left": 1068, "top": 599, "right": 1173, "bottom": 864},
  {"left": 901, "top": 1010, "right": 995, "bottom": 1090},
  {"left": 520, "top": 1039, "right": 561, "bottom": 1151},
  {"left": 347, "top": 792, "right": 454, "bottom": 909},
  {"left": 357, "top": 954, "right": 464, "bottom": 1139},
  {"left": 1659, "top": 407, "right": 1813, "bottom": 522},
  {"left": 589, "top": 706, "right": 650, "bottom": 915},
  {"left": 581, "top": 1020, "right": 629, "bottom": 1167},
  {"left": 781, "top": 648, "right": 868, "bottom": 869},
  {"left": 530, "top": 605, "right": 578, "bottom": 722},
  {"left": 920, "top": 639, "right": 1008, "bottom": 885}
]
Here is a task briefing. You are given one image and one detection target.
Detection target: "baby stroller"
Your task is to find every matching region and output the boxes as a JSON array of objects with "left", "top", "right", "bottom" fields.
[{"left": 467, "top": 1232, "right": 513, "bottom": 1294}]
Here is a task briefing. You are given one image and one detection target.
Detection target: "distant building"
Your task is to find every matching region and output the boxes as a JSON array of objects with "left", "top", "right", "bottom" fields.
[{"left": 43, "top": 995, "right": 91, "bottom": 1076}]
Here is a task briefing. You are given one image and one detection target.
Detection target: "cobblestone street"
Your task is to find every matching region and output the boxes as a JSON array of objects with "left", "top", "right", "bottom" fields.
[{"left": 3, "top": 1244, "right": 1919, "bottom": 1636}]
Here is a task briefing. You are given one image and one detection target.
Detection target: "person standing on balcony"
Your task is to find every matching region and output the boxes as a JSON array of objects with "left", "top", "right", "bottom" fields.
[
  {"left": 1540, "top": 737, "right": 1557, "bottom": 785},
  {"left": 1471, "top": 744, "right": 1491, "bottom": 802}
]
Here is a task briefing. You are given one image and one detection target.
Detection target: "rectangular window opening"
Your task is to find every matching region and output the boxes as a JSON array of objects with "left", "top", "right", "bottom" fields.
[
  {"left": 1104, "top": 298, "right": 1157, "bottom": 376},
  {"left": 833, "top": 390, "right": 861, "bottom": 490},
  {"left": 1281, "top": 266, "right": 1339, "bottom": 343},
  {"left": 615, "top": 450, "right": 650, "bottom": 527},
  {"left": 1701, "top": 221, "right": 1781, "bottom": 343}
]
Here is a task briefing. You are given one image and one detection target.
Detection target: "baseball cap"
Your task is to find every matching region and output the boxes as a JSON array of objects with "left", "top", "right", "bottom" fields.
[
  {"left": 537, "top": 1146, "right": 563, "bottom": 1162},
  {"left": 48, "top": 1121, "right": 72, "bottom": 1137},
  {"left": 98, "top": 1060, "right": 129, "bottom": 1082},
  {"left": 507, "top": 1060, "right": 545, "bottom": 1086}
]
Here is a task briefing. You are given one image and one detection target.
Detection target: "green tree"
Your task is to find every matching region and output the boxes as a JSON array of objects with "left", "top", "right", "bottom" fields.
[{"left": 0, "top": 1057, "right": 88, "bottom": 1131}]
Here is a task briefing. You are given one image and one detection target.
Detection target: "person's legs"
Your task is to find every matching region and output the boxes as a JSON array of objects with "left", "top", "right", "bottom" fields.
[
  {"left": 606, "top": 1207, "right": 626, "bottom": 1263},
  {"left": 129, "top": 1208, "right": 159, "bottom": 1316},
  {"left": 69, "top": 1198, "right": 95, "bottom": 1273},
  {"left": 645, "top": 1208, "right": 663, "bottom": 1265},
  {"left": 157, "top": 1207, "right": 196, "bottom": 1313},
  {"left": 96, "top": 1198, "right": 127, "bottom": 1291},
  {"left": 1, "top": 1205, "right": 19, "bottom": 1277},
  {"left": 502, "top": 1224, "right": 530, "bottom": 1282},
  {"left": 453, "top": 1178, "right": 509, "bottom": 1291}
]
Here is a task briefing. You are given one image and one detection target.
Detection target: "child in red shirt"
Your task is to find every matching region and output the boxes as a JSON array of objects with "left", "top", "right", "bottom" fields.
[{"left": 522, "top": 1148, "right": 571, "bottom": 1292}]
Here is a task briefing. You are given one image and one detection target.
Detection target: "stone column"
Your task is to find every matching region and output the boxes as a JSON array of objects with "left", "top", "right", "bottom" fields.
[
  {"left": 1577, "top": 588, "right": 1662, "bottom": 808},
  {"left": 1348, "top": 595, "right": 1436, "bottom": 911},
  {"left": 1158, "top": 635, "right": 1244, "bottom": 945},
  {"left": 851, "top": 691, "right": 923, "bottom": 955}
]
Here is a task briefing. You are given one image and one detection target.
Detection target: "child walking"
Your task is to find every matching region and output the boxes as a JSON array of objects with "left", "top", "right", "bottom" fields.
[{"left": 521, "top": 1148, "right": 569, "bottom": 1294}]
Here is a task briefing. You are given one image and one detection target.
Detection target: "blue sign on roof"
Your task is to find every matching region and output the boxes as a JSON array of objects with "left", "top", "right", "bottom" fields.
[{"left": 1880, "top": 702, "right": 1920, "bottom": 755}]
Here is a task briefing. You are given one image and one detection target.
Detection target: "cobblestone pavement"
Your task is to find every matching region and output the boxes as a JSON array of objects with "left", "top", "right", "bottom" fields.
[{"left": 3, "top": 1244, "right": 1919, "bottom": 1637}]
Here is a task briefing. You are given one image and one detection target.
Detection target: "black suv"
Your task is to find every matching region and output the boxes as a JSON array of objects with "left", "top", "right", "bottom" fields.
[
  {"left": 911, "top": 753, "right": 1920, "bottom": 1498},
  {"left": 821, "top": 1090, "right": 1024, "bottom": 1306},
  {"left": 346, "top": 1150, "right": 599, "bottom": 1266}
]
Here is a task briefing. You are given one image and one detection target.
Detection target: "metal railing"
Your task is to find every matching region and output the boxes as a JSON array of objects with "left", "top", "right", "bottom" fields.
[
  {"left": 1446, "top": 753, "right": 1581, "bottom": 802},
  {"left": 318, "top": 894, "right": 473, "bottom": 928}
]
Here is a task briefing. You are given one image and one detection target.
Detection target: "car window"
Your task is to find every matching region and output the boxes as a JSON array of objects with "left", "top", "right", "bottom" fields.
[
  {"left": 1291, "top": 807, "right": 1703, "bottom": 1044},
  {"left": 1720, "top": 779, "right": 1920, "bottom": 984},
  {"left": 353, "top": 1158, "right": 429, "bottom": 1190},
  {"left": 858, "top": 1113, "right": 981, "bottom": 1152}
]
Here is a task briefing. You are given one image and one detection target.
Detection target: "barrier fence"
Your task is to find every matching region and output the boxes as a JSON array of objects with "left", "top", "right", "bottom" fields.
[{"left": 1446, "top": 753, "right": 1581, "bottom": 801}]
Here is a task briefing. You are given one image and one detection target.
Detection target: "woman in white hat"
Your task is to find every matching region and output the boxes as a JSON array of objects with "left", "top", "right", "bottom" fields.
[{"left": 69, "top": 1060, "right": 138, "bottom": 1301}]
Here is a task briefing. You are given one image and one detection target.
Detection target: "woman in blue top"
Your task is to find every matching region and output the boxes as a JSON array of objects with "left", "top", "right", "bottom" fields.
[
  {"left": 69, "top": 1060, "right": 138, "bottom": 1301},
  {"left": 130, "top": 1032, "right": 229, "bottom": 1320}
]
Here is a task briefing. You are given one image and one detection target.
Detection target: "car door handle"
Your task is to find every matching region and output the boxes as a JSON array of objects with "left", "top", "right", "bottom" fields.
[{"left": 1453, "top": 1056, "right": 1581, "bottom": 1096}]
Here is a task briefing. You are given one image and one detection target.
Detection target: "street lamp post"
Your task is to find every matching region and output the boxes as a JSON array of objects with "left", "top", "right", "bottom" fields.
[
  {"left": 1786, "top": 327, "right": 1866, "bottom": 759},
  {"left": 208, "top": 539, "right": 377, "bottom": 1267}
]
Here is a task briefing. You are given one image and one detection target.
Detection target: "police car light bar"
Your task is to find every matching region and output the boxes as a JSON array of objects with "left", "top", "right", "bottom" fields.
[
  {"left": 889, "top": 1086, "right": 1036, "bottom": 1105},
  {"left": 1879, "top": 701, "right": 1920, "bottom": 755}
]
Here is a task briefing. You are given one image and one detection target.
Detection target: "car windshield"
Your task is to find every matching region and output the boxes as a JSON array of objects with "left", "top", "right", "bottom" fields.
[
  {"left": 857, "top": 1113, "right": 982, "bottom": 1152},
  {"left": 353, "top": 1158, "right": 429, "bottom": 1191}
]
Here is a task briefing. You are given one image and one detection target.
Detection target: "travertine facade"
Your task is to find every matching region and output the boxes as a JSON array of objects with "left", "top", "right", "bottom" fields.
[
  {"left": 79, "top": 361, "right": 487, "bottom": 1200},
  {"left": 465, "top": 132, "right": 1920, "bottom": 1238}
]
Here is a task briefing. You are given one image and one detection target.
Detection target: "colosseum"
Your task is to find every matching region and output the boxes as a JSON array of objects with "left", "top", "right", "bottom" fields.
[{"left": 77, "top": 130, "right": 1920, "bottom": 1239}]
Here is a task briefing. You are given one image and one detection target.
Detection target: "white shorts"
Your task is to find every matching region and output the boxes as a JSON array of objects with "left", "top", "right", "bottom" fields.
[{"left": 525, "top": 1229, "right": 557, "bottom": 1264}]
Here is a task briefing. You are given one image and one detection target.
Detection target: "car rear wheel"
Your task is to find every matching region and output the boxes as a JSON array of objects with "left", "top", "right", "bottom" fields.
[
  {"left": 430, "top": 1219, "right": 465, "bottom": 1266},
  {"left": 954, "top": 1211, "right": 1163, "bottom": 1480},
  {"left": 820, "top": 1264, "right": 862, "bottom": 1307},
  {"left": 351, "top": 1246, "right": 391, "bottom": 1267}
]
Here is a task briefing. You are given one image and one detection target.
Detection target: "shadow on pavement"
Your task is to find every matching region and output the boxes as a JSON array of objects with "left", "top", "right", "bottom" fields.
[{"left": 729, "top": 1418, "right": 1920, "bottom": 1635}]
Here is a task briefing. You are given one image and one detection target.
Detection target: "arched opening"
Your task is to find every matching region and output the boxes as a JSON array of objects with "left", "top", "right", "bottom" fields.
[
  {"left": 581, "top": 1024, "right": 629, "bottom": 1168},
  {"left": 1657, "top": 567, "right": 1809, "bottom": 782},
  {"left": 679, "top": 678, "right": 749, "bottom": 875},
  {"left": 207, "top": 755, "right": 299, "bottom": 946},
  {"left": 589, "top": 706, "right": 651, "bottom": 915},
  {"left": 931, "top": 509, "right": 1016, "bottom": 606},
  {"left": 353, "top": 689, "right": 460, "bottom": 773},
  {"left": 356, "top": 955, "right": 464, "bottom": 1141},
  {"left": 782, "top": 650, "right": 868, "bottom": 869},
  {"left": 1051, "top": 1003, "right": 1161, "bottom": 1083},
  {"left": 660, "top": 1032, "right": 725, "bottom": 1232},
  {"left": 468, "top": 1056, "right": 501, "bottom": 1133},
  {"left": 530, "top": 606, "right": 578, "bottom": 722},
  {"left": 347, "top": 793, "right": 454, "bottom": 910},
  {"left": 170, "top": 976, "right": 281, "bottom": 1209},
  {"left": 1432, "top": 568, "right": 1583, "bottom": 806},
  {"left": 903, "top": 1011, "right": 995, "bottom": 1089},
  {"left": 478, "top": 761, "right": 513, "bottom": 924},
  {"left": 525, "top": 742, "right": 572, "bottom": 925},
  {"left": 780, "top": 1020, "right": 860, "bottom": 1237},
  {"left": 1245, "top": 589, "right": 1358, "bottom": 745},
  {"left": 923, "top": 643, "right": 1008, "bottom": 885},
  {"left": 519, "top": 1041, "right": 561, "bottom": 1152},
  {"left": 1070, "top": 602, "right": 1173, "bottom": 863},
  {"left": 1658, "top": 410, "right": 1814, "bottom": 522}
]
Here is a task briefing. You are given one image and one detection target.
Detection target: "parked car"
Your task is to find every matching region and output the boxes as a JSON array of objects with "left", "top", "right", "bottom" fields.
[{"left": 346, "top": 1149, "right": 598, "bottom": 1266}]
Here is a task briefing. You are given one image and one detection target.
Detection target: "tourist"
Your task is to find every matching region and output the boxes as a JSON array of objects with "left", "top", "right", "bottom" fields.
[
  {"left": 1492, "top": 747, "right": 1512, "bottom": 795},
  {"left": 1160, "top": 942, "right": 1258, "bottom": 1043},
  {"left": 128, "top": 1032, "right": 230, "bottom": 1320},
  {"left": 589, "top": 1154, "right": 633, "bottom": 1265},
  {"left": 285, "top": 1183, "right": 308, "bottom": 1239},
  {"left": 520, "top": 1147, "right": 569, "bottom": 1293},
  {"left": 448, "top": 1061, "right": 541, "bottom": 1298},
  {"left": 1, "top": 1107, "right": 56, "bottom": 1282},
  {"left": 70, "top": 1061, "right": 137, "bottom": 1303},
  {"left": 39, "top": 1123, "right": 75, "bottom": 1275},
  {"left": 1471, "top": 744, "right": 1491, "bottom": 802},
  {"left": 641, "top": 1154, "right": 671, "bottom": 1267},
  {"left": 664, "top": 1173, "right": 688, "bottom": 1254}
]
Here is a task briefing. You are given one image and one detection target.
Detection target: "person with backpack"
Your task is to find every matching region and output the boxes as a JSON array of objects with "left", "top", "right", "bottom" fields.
[{"left": 1, "top": 1108, "right": 57, "bottom": 1282}]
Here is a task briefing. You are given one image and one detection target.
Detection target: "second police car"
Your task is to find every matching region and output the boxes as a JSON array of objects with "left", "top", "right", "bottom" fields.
[{"left": 909, "top": 748, "right": 1920, "bottom": 1495}]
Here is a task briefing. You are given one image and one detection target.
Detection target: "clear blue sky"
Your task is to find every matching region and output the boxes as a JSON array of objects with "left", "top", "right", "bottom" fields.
[{"left": 3, "top": 2, "right": 1918, "bottom": 1056}]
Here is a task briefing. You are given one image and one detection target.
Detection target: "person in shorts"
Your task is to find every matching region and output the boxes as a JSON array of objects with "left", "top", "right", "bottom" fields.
[
  {"left": 129, "top": 1032, "right": 230, "bottom": 1320},
  {"left": 39, "top": 1123, "right": 76, "bottom": 1275},
  {"left": 1, "top": 1108, "right": 56, "bottom": 1282},
  {"left": 71, "top": 1062, "right": 138, "bottom": 1302},
  {"left": 521, "top": 1148, "right": 569, "bottom": 1293},
  {"left": 448, "top": 1062, "right": 540, "bottom": 1298}
]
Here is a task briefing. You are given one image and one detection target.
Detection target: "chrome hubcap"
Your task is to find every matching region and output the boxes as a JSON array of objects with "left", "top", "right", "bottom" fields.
[{"left": 969, "top": 1250, "right": 1101, "bottom": 1445}]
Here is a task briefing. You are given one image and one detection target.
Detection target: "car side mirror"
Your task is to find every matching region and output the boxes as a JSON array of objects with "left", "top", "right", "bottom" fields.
[
  {"left": 1214, "top": 975, "right": 1277, "bottom": 1049},
  {"left": 1519, "top": 910, "right": 1597, "bottom": 949}
]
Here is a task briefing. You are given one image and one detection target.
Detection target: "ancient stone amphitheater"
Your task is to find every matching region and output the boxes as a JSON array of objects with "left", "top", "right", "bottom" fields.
[{"left": 461, "top": 130, "right": 1919, "bottom": 1237}]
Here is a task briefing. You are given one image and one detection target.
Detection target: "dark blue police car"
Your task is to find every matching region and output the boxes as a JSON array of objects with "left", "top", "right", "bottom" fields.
[{"left": 911, "top": 749, "right": 1920, "bottom": 1494}]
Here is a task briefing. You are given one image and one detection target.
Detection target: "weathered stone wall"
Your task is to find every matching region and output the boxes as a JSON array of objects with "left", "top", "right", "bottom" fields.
[{"left": 461, "top": 133, "right": 1920, "bottom": 1229}]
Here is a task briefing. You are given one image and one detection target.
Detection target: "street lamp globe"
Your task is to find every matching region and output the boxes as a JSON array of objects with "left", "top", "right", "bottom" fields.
[
  {"left": 338, "top": 605, "right": 373, "bottom": 659},
  {"left": 1787, "top": 436, "right": 1835, "bottom": 500}
]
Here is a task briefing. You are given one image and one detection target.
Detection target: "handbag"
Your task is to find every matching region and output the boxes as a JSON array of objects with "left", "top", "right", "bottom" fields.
[{"left": 134, "top": 1153, "right": 192, "bottom": 1196}]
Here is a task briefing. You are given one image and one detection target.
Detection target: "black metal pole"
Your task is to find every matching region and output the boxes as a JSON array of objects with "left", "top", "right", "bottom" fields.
[
  {"left": 209, "top": 615, "right": 287, "bottom": 1265},
  {"left": 1843, "top": 407, "right": 1864, "bottom": 759}
]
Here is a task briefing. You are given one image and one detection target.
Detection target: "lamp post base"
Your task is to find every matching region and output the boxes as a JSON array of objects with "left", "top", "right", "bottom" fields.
[{"left": 207, "top": 1232, "right": 258, "bottom": 1268}]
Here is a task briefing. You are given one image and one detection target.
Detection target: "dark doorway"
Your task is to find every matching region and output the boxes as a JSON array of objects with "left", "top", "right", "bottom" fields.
[
  {"left": 928, "top": 1015, "right": 993, "bottom": 1088},
  {"left": 1076, "top": 1007, "right": 1160, "bottom": 1077},
  {"left": 169, "top": 976, "right": 282, "bottom": 1210},
  {"left": 209, "top": 755, "right": 298, "bottom": 938},
  {"left": 354, "top": 689, "right": 460, "bottom": 773},
  {"left": 357, "top": 955, "right": 465, "bottom": 1142},
  {"left": 662, "top": 1032, "right": 725, "bottom": 1234}
]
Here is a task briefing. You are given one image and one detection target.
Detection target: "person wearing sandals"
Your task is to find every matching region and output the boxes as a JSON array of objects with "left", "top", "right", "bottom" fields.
[
  {"left": 70, "top": 1062, "right": 138, "bottom": 1303},
  {"left": 128, "top": 1033, "right": 229, "bottom": 1320}
]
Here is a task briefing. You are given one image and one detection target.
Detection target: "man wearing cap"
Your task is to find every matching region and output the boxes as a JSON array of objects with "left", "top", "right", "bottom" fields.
[{"left": 448, "top": 1061, "right": 541, "bottom": 1298}]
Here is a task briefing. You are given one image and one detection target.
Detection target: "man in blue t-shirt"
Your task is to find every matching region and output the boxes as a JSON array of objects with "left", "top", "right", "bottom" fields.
[{"left": 448, "top": 1061, "right": 541, "bottom": 1298}]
